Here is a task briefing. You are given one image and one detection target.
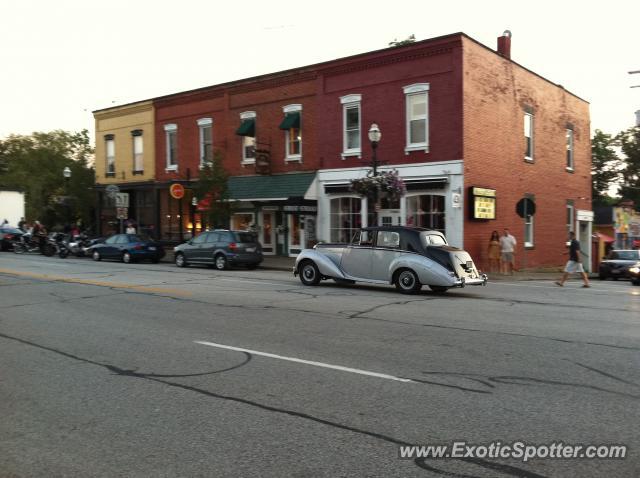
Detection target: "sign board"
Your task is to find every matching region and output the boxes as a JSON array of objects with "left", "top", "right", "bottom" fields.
[
  {"left": 115, "top": 193, "right": 129, "bottom": 208},
  {"left": 116, "top": 207, "right": 128, "bottom": 219},
  {"left": 469, "top": 187, "right": 496, "bottom": 220},
  {"left": 283, "top": 205, "right": 317, "bottom": 213},
  {"left": 105, "top": 184, "right": 120, "bottom": 197},
  {"left": 516, "top": 197, "right": 536, "bottom": 218},
  {"left": 451, "top": 192, "right": 462, "bottom": 209},
  {"left": 170, "top": 183, "right": 185, "bottom": 200}
]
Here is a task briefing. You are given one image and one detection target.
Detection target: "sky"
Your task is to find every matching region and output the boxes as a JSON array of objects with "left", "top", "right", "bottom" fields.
[{"left": 1, "top": 0, "right": 639, "bottom": 143}]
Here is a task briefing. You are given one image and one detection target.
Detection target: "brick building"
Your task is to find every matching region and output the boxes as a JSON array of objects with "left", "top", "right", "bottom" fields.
[{"left": 94, "top": 31, "right": 592, "bottom": 268}]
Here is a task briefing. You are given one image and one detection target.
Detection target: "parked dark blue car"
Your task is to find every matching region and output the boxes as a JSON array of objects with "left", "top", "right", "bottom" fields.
[{"left": 89, "top": 234, "right": 165, "bottom": 263}]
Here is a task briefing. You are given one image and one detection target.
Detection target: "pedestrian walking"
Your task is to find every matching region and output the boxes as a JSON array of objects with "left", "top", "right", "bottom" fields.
[
  {"left": 487, "top": 230, "right": 501, "bottom": 273},
  {"left": 555, "top": 232, "right": 590, "bottom": 288},
  {"left": 125, "top": 221, "right": 136, "bottom": 234},
  {"left": 499, "top": 228, "right": 517, "bottom": 275}
]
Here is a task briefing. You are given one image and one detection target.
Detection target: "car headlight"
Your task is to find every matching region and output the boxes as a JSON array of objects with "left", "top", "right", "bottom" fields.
[{"left": 630, "top": 266, "right": 640, "bottom": 274}]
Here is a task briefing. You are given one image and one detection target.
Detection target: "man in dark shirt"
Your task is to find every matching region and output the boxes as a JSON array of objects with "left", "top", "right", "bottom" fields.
[{"left": 555, "top": 232, "right": 590, "bottom": 287}]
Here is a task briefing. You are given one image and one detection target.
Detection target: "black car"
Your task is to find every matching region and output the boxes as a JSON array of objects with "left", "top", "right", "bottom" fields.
[
  {"left": 0, "top": 226, "right": 24, "bottom": 251},
  {"left": 174, "top": 230, "right": 263, "bottom": 270},
  {"left": 598, "top": 250, "right": 640, "bottom": 280},
  {"left": 89, "top": 234, "right": 165, "bottom": 263}
]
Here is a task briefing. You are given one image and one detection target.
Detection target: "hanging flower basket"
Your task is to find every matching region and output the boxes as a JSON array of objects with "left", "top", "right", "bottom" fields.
[{"left": 350, "top": 170, "right": 406, "bottom": 201}]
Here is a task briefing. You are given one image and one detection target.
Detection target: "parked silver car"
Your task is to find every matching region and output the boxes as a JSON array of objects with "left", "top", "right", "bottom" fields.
[{"left": 293, "top": 226, "right": 487, "bottom": 294}]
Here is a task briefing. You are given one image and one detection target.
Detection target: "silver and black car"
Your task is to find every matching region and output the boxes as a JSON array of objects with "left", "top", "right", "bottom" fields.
[
  {"left": 174, "top": 229, "right": 263, "bottom": 270},
  {"left": 598, "top": 249, "right": 640, "bottom": 280},
  {"left": 293, "top": 226, "right": 487, "bottom": 294}
]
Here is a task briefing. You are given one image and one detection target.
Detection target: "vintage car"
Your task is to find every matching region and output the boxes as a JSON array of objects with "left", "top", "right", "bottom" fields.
[{"left": 293, "top": 226, "right": 487, "bottom": 294}]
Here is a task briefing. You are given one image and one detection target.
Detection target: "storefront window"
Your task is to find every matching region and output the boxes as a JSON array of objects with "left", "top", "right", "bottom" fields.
[
  {"left": 290, "top": 214, "right": 301, "bottom": 247},
  {"left": 330, "top": 197, "right": 362, "bottom": 243},
  {"left": 262, "top": 212, "right": 273, "bottom": 245},
  {"left": 406, "top": 195, "right": 445, "bottom": 233},
  {"left": 231, "top": 213, "right": 254, "bottom": 231}
]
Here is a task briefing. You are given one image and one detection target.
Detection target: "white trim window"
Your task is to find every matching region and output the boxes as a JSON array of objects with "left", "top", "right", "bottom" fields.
[
  {"left": 566, "top": 201, "right": 575, "bottom": 237},
  {"left": 132, "top": 130, "right": 143, "bottom": 173},
  {"left": 525, "top": 213, "right": 534, "bottom": 247},
  {"left": 105, "top": 134, "right": 115, "bottom": 177},
  {"left": 239, "top": 111, "right": 256, "bottom": 164},
  {"left": 340, "top": 94, "right": 361, "bottom": 158},
  {"left": 403, "top": 83, "right": 429, "bottom": 154},
  {"left": 198, "top": 118, "right": 213, "bottom": 168},
  {"left": 524, "top": 112, "right": 534, "bottom": 162},
  {"left": 566, "top": 128, "right": 574, "bottom": 171},
  {"left": 281, "top": 104, "right": 302, "bottom": 161},
  {"left": 164, "top": 123, "right": 178, "bottom": 171}
]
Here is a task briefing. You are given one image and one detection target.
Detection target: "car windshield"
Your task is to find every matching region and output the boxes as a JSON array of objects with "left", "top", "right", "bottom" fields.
[
  {"left": 613, "top": 251, "right": 640, "bottom": 260},
  {"left": 420, "top": 232, "right": 447, "bottom": 247},
  {"left": 234, "top": 232, "right": 257, "bottom": 243}
]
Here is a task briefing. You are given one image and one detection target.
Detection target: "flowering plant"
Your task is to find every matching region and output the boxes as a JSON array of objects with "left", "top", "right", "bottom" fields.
[{"left": 350, "top": 170, "right": 406, "bottom": 201}]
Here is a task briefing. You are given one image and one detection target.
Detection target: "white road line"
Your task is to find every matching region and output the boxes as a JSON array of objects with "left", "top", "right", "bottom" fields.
[{"left": 195, "top": 340, "right": 413, "bottom": 383}]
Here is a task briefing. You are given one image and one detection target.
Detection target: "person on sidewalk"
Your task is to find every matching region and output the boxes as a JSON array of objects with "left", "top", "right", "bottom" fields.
[
  {"left": 487, "top": 230, "right": 501, "bottom": 273},
  {"left": 499, "top": 228, "right": 517, "bottom": 275},
  {"left": 555, "top": 232, "right": 590, "bottom": 288}
]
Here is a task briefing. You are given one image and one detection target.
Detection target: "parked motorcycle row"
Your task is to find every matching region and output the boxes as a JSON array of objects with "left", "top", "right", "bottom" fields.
[{"left": 10, "top": 232, "right": 99, "bottom": 259}]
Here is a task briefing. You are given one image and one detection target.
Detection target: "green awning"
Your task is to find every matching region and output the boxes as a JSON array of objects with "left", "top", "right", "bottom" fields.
[
  {"left": 236, "top": 118, "right": 255, "bottom": 137},
  {"left": 228, "top": 172, "right": 315, "bottom": 201},
  {"left": 278, "top": 112, "right": 300, "bottom": 130}
]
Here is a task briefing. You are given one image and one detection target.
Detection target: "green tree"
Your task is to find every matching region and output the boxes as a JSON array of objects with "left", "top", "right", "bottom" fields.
[
  {"left": 616, "top": 126, "right": 640, "bottom": 207},
  {"left": 0, "top": 130, "right": 95, "bottom": 229},
  {"left": 591, "top": 129, "right": 622, "bottom": 206},
  {"left": 192, "top": 152, "right": 232, "bottom": 229},
  {"left": 389, "top": 34, "right": 416, "bottom": 47}
]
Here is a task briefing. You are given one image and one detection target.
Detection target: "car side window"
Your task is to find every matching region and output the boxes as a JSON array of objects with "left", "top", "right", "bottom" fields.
[
  {"left": 116, "top": 235, "right": 129, "bottom": 244},
  {"left": 206, "top": 233, "right": 219, "bottom": 243},
  {"left": 218, "top": 232, "right": 232, "bottom": 243},
  {"left": 104, "top": 236, "right": 118, "bottom": 245},
  {"left": 350, "top": 230, "right": 374, "bottom": 246},
  {"left": 609, "top": 252, "right": 618, "bottom": 260},
  {"left": 376, "top": 231, "right": 400, "bottom": 249},
  {"left": 192, "top": 233, "right": 207, "bottom": 245}
]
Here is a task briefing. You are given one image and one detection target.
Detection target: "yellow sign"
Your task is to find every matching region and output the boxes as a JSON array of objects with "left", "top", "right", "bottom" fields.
[
  {"left": 474, "top": 196, "right": 496, "bottom": 219},
  {"left": 472, "top": 187, "right": 496, "bottom": 197}
]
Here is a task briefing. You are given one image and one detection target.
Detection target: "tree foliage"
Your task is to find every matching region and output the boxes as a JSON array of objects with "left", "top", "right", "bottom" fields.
[
  {"left": 0, "top": 130, "right": 95, "bottom": 229},
  {"left": 389, "top": 34, "right": 416, "bottom": 47},
  {"left": 616, "top": 126, "right": 640, "bottom": 207},
  {"left": 591, "top": 129, "right": 622, "bottom": 206},
  {"left": 192, "top": 152, "right": 233, "bottom": 229}
]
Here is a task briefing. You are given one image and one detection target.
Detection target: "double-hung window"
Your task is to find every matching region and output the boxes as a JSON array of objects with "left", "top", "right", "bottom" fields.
[
  {"left": 566, "top": 201, "right": 575, "bottom": 238},
  {"left": 164, "top": 124, "right": 178, "bottom": 171},
  {"left": 566, "top": 127, "right": 574, "bottom": 171},
  {"left": 524, "top": 111, "right": 534, "bottom": 161},
  {"left": 198, "top": 118, "right": 213, "bottom": 168},
  {"left": 132, "top": 130, "right": 143, "bottom": 174},
  {"left": 340, "top": 94, "right": 361, "bottom": 158},
  {"left": 280, "top": 104, "right": 302, "bottom": 161},
  {"left": 105, "top": 134, "right": 115, "bottom": 177},
  {"left": 236, "top": 111, "right": 256, "bottom": 164},
  {"left": 403, "top": 83, "right": 429, "bottom": 153}
]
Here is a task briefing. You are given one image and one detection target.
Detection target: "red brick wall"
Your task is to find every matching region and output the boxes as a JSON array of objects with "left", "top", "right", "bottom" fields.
[{"left": 462, "top": 36, "right": 591, "bottom": 270}]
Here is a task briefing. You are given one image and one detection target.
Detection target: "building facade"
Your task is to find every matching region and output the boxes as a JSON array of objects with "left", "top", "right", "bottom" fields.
[{"left": 94, "top": 32, "right": 592, "bottom": 268}]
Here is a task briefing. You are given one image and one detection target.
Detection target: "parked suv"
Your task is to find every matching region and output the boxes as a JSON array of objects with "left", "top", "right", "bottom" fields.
[{"left": 174, "top": 229, "right": 263, "bottom": 270}]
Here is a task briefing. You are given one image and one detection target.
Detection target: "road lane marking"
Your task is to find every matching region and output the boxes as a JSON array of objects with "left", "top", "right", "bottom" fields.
[
  {"left": 217, "top": 277, "right": 292, "bottom": 287},
  {"left": 0, "top": 268, "right": 191, "bottom": 296},
  {"left": 195, "top": 340, "right": 413, "bottom": 383}
]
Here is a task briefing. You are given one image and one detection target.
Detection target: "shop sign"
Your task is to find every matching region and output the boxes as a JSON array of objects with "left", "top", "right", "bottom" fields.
[
  {"left": 470, "top": 187, "right": 496, "bottom": 220},
  {"left": 170, "top": 183, "right": 185, "bottom": 200},
  {"left": 115, "top": 193, "right": 129, "bottom": 208},
  {"left": 283, "top": 205, "right": 317, "bottom": 213}
]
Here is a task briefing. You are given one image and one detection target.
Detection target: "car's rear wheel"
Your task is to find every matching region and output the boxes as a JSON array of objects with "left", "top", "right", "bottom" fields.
[
  {"left": 395, "top": 269, "right": 421, "bottom": 294},
  {"left": 214, "top": 254, "right": 228, "bottom": 270},
  {"left": 92, "top": 250, "right": 101, "bottom": 261},
  {"left": 175, "top": 253, "right": 187, "bottom": 268},
  {"left": 299, "top": 260, "right": 321, "bottom": 286},
  {"left": 122, "top": 251, "right": 132, "bottom": 263}
]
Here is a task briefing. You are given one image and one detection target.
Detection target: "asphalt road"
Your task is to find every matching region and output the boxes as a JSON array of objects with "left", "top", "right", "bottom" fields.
[{"left": 1, "top": 253, "right": 639, "bottom": 477}]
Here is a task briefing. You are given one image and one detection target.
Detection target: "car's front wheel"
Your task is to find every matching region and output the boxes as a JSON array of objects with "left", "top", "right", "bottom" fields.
[
  {"left": 122, "top": 251, "right": 132, "bottom": 263},
  {"left": 92, "top": 250, "right": 101, "bottom": 261},
  {"left": 175, "top": 253, "right": 187, "bottom": 268},
  {"left": 395, "top": 269, "right": 421, "bottom": 294},
  {"left": 299, "top": 260, "right": 321, "bottom": 286}
]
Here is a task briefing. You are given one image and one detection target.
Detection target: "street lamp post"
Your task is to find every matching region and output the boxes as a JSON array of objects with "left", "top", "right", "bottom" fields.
[
  {"left": 63, "top": 167, "right": 72, "bottom": 228},
  {"left": 368, "top": 123, "right": 382, "bottom": 226}
]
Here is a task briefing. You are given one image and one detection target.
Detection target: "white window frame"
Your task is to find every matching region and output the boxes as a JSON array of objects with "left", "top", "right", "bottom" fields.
[
  {"left": 566, "top": 202, "right": 575, "bottom": 236},
  {"left": 525, "top": 214, "right": 534, "bottom": 247},
  {"left": 164, "top": 123, "right": 178, "bottom": 171},
  {"left": 566, "top": 128, "right": 574, "bottom": 171},
  {"left": 524, "top": 112, "right": 534, "bottom": 162},
  {"left": 198, "top": 118, "right": 213, "bottom": 169},
  {"left": 240, "top": 111, "right": 256, "bottom": 164},
  {"left": 340, "top": 94, "right": 361, "bottom": 159},
  {"left": 403, "top": 83, "right": 430, "bottom": 154},
  {"left": 132, "top": 133, "right": 143, "bottom": 173},
  {"left": 283, "top": 104, "right": 302, "bottom": 162},
  {"left": 105, "top": 136, "right": 115, "bottom": 176}
]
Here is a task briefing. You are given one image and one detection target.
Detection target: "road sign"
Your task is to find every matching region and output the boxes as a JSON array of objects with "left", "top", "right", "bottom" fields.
[
  {"left": 115, "top": 193, "right": 129, "bottom": 208},
  {"left": 170, "top": 183, "right": 185, "bottom": 200},
  {"left": 516, "top": 197, "right": 536, "bottom": 218},
  {"left": 116, "top": 207, "right": 128, "bottom": 220}
]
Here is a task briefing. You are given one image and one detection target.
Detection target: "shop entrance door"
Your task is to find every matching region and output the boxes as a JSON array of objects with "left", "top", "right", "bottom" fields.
[
  {"left": 576, "top": 210, "right": 594, "bottom": 273},
  {"left": 261, "top": 211, "right": 275, "bottom": 255}
]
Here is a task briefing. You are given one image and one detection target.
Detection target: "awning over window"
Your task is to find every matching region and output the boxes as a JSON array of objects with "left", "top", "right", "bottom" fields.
[
  {"left": 236, "top": 118, "right": 255, "bottom": 137},
  {"left": 228, "top": 172, "right": 315, "bottom": 201},
  {"left": 279, "top": 112, "right": 300, "bottom": 130}
]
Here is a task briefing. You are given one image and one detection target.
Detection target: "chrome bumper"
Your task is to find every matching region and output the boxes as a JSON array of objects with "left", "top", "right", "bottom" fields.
[{"left": 454, "top": 274, "right": 488, "bottom": 288}]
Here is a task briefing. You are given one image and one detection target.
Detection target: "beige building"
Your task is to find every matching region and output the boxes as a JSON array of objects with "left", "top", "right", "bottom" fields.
[{"left": 94, "top": 101, "right": 158, "bottom": 236}]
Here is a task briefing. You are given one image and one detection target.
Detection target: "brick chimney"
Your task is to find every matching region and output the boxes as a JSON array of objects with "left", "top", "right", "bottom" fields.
[{"left": 497, "top": 30, "right": 512, "bottom": 59}]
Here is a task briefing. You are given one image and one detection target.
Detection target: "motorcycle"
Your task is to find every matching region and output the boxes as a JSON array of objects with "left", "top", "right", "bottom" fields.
[
  {"left": 48, "top": 233, "right": 70, "bottom": 258},
  {"left": 13, "top": 233, "right": 55, "bottom": 256},
  {"left": 66, "top": 233, "right": 93, "bottom": 257}
]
